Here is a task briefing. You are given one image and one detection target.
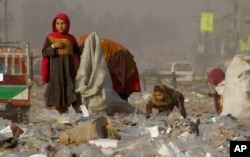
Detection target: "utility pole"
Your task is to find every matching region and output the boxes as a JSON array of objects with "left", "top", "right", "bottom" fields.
[
  {"left": 203, "top": 0, "right": 210, "bottom": 71},
  {"left": 4, "top": 0, "right": 8, "bottom": 42},
  {"left": 233, "top": 0, "right": 239, "bottom": 54}
]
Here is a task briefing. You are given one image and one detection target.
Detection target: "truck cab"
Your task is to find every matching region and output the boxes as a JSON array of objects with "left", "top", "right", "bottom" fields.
[
  {"left": 160, "top": 61, "right": 194, "bottom": 83},
  {"left": 0, "top": 41, "right": 32, "bottom": 123}
]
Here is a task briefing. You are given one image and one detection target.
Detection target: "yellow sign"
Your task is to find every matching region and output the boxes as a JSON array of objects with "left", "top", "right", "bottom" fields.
[
  {"left": 239, "top": 36, "right": 250, "bottom": 51},
  {"left": 200, "top": 12, "right": 214, "bottom": 33}
]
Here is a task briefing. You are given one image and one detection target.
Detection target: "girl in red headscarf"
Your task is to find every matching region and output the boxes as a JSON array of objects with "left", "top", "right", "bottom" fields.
[
  {"left": 41, "top": 12, "right": 80, "bottom": 113},
  {"left": 207, "top": 67, "right": 225, "bottom": 115}
]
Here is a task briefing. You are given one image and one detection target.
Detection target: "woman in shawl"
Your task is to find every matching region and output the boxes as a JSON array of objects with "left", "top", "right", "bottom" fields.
[
  {"left": 77, "top": 35, "right": 141, "bottom": 101},
  {"left": 75, "top": 32, "right": 145, "bottom": 116},
  {"left": 207, "top": 67, "right": 225, "bottom": 115},
  {"left": 41, "top": 12, "right": 80, "bottom": 113},
  {"left": 146, "top": 83, "right": 187, "bottom": 118}
]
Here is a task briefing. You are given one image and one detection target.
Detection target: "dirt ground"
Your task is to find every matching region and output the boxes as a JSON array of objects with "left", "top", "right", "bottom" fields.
[
  {"left": 29, "top": 85, "right": 47, "bottom": 123},
  {"left": 29, "top": 83, "right": 216, "bottom": 123},
  {"left": 2, "top": 83, "right": 250, "bottom": 156}
]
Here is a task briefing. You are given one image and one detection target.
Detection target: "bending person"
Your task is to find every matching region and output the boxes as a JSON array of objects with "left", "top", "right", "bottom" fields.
[
  {"left": 146, "top": 83, "right": 187, "bottom": 118},
  {"left": 75, "top": 32, "right": 144, "bottom": 116},
  {"left": 207, "top": 67, "right": 225, "bottom": 115},
  {"left": 78, "top": 35, "right": 141, "bottom": 101}
]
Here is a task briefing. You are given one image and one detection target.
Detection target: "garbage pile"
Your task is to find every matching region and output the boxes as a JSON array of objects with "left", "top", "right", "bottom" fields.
[{"left": 1, "top": 88, "right": 250, "bottom": 157}]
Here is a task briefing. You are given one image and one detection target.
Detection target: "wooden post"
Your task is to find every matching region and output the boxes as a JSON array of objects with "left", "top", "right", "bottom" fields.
[
  {"left": 172, "top": 72, "right": 177, "bottom": 89},
  {"left": 143, "top": 78, "right": 147, "bottom": 91}
]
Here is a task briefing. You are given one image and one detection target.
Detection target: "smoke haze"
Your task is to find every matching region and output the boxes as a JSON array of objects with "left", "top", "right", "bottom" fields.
[{"left": 1, "top": 0, "right": 250, "bottom": 72}]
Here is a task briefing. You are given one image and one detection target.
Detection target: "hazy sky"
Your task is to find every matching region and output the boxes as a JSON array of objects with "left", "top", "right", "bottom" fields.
[
  {"left": 6, "top": 0, "right": 236, "bottom": 41},
  {"left": 2, "top": 0, "right": 250, "bottom": 69}
]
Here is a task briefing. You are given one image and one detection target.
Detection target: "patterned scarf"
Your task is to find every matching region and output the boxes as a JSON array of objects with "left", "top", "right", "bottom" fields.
[{"left": 150, "top": 83, "right": 180, "bottom": 106}]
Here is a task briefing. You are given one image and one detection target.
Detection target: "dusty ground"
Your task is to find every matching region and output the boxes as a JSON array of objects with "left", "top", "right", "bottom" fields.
[
  {"left": 2, "top": 83, "right": 250, "bottom": 156},
  {"left": 29, "top": 85, "right": 47, "bottom": 123},
  {"left": 29, "top": 83, "right": 216, "bottom": 123}
]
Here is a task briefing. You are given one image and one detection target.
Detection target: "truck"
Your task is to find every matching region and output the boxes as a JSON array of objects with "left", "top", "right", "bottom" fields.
[
  {"left": 0, "top": 41, "right": 32, "bottom": 123},
  {"left": 157, "top": 61, "right": 197, "bottom": 88},
  {"left": 160, "top": 61, "right": 194, "bottom": 82}
]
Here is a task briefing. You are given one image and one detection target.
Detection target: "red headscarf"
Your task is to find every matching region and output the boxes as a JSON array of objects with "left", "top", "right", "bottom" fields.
[
  {"left": 207, "top": 67, "right": 225, "bottom": 86},
  {"left": 41, "top": 12, "right": 78, "bottom": 84},
  {"left": 44, "top": 12, "right": 77, "bottom": 45}
]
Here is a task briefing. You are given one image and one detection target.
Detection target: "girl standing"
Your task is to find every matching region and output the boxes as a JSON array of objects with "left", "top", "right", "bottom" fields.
[{"left": 41, "top": 12, "right": 80, "bottom": 113}]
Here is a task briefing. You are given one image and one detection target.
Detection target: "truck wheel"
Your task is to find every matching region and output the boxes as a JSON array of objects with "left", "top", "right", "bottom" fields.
[{"left": 21, "top": 106, "right": 30, "bottom": 124}]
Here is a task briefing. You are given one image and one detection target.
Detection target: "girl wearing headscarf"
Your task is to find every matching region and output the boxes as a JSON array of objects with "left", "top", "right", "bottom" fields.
[
  {"left": 41, "top": 12, "right": 80, "bottom": 113},
  {"left": 207, "top": 67, "right": 225, "bottom": 115},
  {"left": 146, "top": 83, "right": 187, "bottom": 118}
]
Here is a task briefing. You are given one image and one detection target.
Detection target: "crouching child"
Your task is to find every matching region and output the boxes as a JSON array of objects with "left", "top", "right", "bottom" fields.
[{"left": 146, "top": 83, "right": 187, "bottom": 118}]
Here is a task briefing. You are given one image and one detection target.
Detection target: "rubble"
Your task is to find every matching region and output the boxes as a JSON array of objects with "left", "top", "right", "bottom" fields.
[{"left": 0, "top": 84, "right": 250, "bottom": 157}]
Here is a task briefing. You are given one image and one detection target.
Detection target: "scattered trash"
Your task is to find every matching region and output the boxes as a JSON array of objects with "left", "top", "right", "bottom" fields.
[{"left": 0, "top": 85, "right": 249, "bottom": 156}]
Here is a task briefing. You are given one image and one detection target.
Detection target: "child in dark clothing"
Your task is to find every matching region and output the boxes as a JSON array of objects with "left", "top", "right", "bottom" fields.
[
  {"left": 41, "top": 12, "right": 80, "bottom": 113},
  {"left": 146, "top": 83, "right": 187, "bottom": 118}
]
